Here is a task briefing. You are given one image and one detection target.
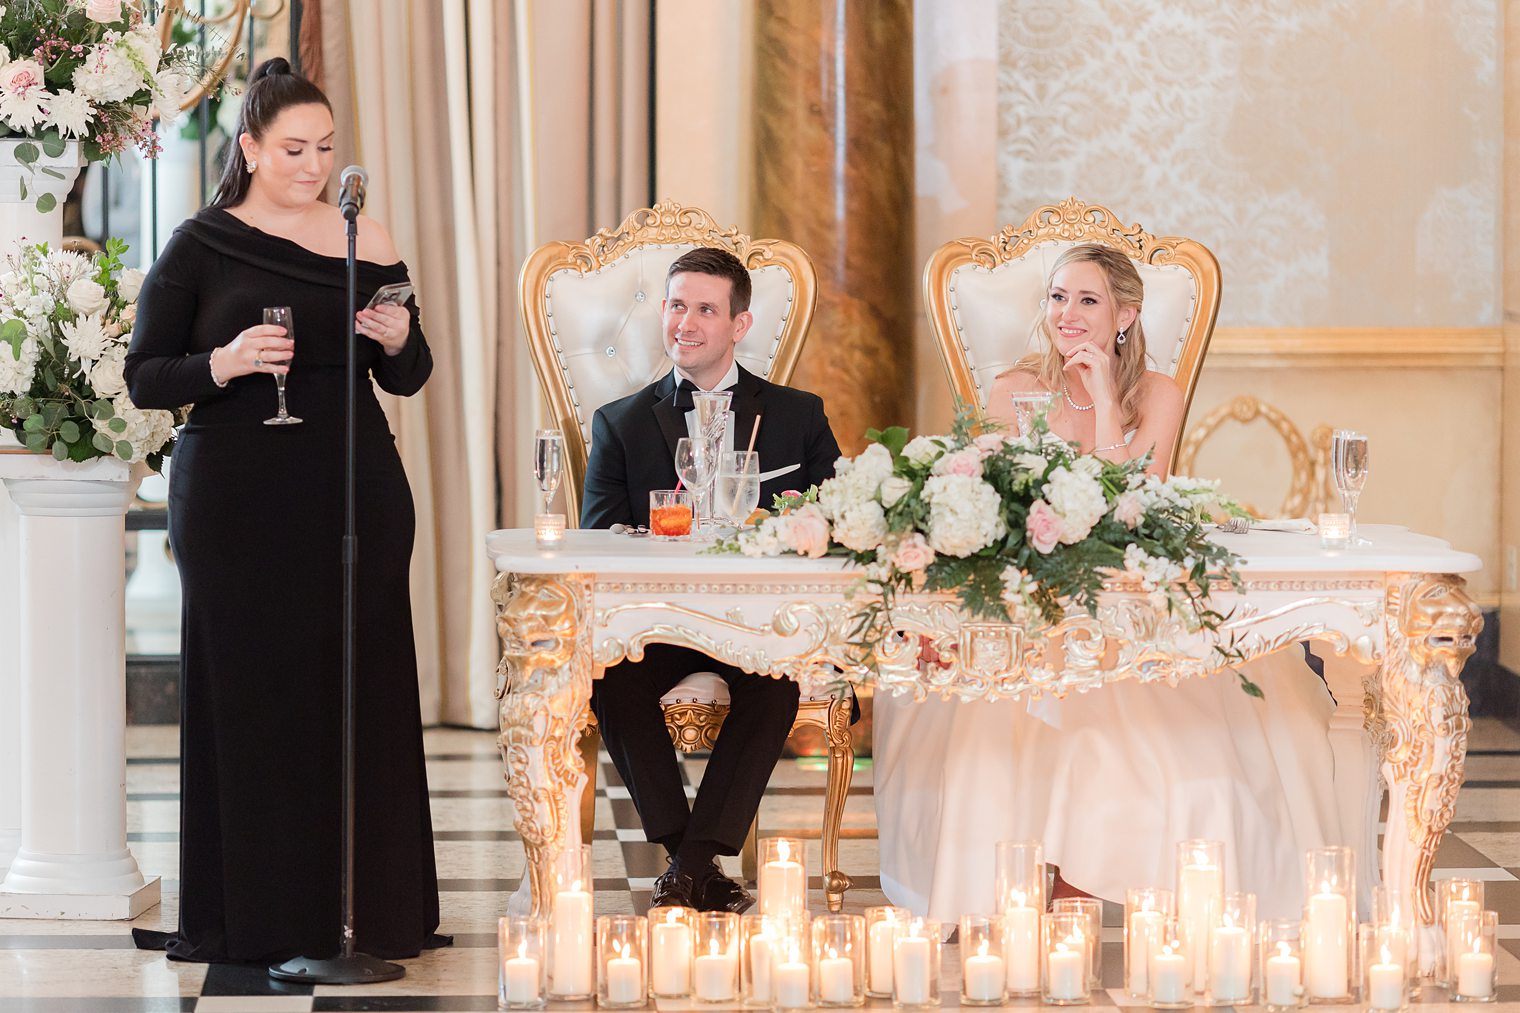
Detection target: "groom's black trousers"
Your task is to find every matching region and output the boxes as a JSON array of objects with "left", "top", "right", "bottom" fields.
[{"left": 591, "top": 643, "right": 801, "bottom": 854}]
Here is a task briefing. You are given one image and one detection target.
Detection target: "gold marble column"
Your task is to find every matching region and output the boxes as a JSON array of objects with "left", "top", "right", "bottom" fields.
[{"left": 752, "top": 0, "right": 915, "bottom": 451}]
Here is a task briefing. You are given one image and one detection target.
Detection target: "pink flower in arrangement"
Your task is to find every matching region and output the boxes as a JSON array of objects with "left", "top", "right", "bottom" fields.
[
  {"left": 891, "top": 533, "right": 936, "bottom": 573},
  {"left": 0, "top": 59, "right": 46, "bottom": 100},
  {"left": 781, "top": 489, "right": 802, "bottom": 500},
  {"left": 931, "top": 447, "right": 982, "bottom": 478},
  {"left": 973, "top": 433, "right": 1006, "bottom": 458},
  {"left": 85, "top": 0, "right": 125, "bottom": 24},
  {"left": 1025, "top": 499, "right": 1062, "bottom": 554},
  {"left": 783, "top": 504, "right": 830, "bottom": 558}
]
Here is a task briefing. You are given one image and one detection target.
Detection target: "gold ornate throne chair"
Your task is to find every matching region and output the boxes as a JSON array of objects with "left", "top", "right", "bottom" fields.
[
  {"left": 923, "top": 196, "right": 1222, "bottom": 468},
  {"left": 519, "top": 199, "right": 858, "bottom": 910}
]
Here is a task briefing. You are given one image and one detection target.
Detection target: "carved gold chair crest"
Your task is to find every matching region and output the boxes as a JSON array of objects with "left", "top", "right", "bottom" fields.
[
  {"left": 517, "top": 200, "right": 857, "bottom": 909},
  {"left": 923, "top": 196, "right": 1222, "bottom": 468}
]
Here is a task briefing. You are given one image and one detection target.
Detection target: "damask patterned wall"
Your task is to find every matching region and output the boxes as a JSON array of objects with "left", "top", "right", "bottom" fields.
[{"left": 996, "top": 0, "right": 1502, "bottom": 328}]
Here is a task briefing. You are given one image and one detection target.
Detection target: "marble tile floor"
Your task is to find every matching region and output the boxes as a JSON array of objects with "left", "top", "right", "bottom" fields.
[{"left": 1, "top": 720, "right": 1517, "bottom": 1012}]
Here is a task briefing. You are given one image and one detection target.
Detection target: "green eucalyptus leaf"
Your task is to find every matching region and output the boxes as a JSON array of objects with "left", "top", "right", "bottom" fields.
[
  {"left": 93, "top": 398, "right": 114, "bottom": 419},
  {"left": 107, "top": 416, "right": 126, "bottom": 433},
  {"left": 40, "top": 133, "right": 66, "bottom": 158},
  {"left": 17, "top": 177, "right": 26, "bottom": 200},
  {"left": 114, "top": 440, "right": 132, "bottom": 460},
  {"left": 23, "top": 432, "right": 45, "bottom": 452},
  {"left": 14, "top": 142, "right": 37, "bottom": 165},
  {"left": 50, "top": 440, "right": 67, "bottom": 461},
  {"left": 35, "top": 193, "right": 56, "bottom": 214},
  {"left": 40, "top": 167, "right": 64, "bottom": 180},
  {"left": 58, "top": 420, "right": 79, "bottom": 443},
  {"left": 12, "top": 396, "right": 32, "bottom": 415},
  {"left": 91, "top": 432, "right": 114, "bottom": 453},
  {"left": 21, "top": 413, "right": 43, "bottom": 432}
]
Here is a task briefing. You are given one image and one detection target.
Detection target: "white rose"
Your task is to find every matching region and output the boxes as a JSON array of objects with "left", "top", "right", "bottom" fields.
[
  {"left": 830, "top": 500, "right": 887, "bottom": 553},
  {"left": 922, "top": 474, "right": 1005, "bottom": 557},
  {"left": 1013, "top": 452, "right": 1048, "bottom": 474},
  {"left": 61, "top": 312, "right": 110, "bottom": 361},
  {"left": 86, "top": 347, "right": 126, "bottom": 396},
  {"left": 118, "top": 268, "right": 144, "bottom": 302},
  {"left": 879, "top": 474, "right": 912, "bottom": 508},
  {"left": 66, "top": 277, "right": 108, "bottom": 316},
  {"left": 85, "top": 0, "right": 123, "bottom": 23},
  {"left": 902, "top": 435, "right": 944, "bottom": 468},
  {"left": 1113, "top": 490, "right": 1145, "bottom": 529}
]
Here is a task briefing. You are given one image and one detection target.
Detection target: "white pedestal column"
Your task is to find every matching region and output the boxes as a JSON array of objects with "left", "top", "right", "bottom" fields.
[{"left": 0, "top": 452, "right": 160, "bottom": 919}]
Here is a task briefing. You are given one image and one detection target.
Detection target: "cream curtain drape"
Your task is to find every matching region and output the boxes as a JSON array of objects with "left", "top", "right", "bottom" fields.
[{"left": 317, "top": 0, "right": 650, "bottom": 727}]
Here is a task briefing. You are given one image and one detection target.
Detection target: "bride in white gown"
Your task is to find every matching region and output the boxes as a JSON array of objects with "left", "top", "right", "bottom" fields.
[{"left": 873, "top": 245, "right": 1342, "bottom": 922}]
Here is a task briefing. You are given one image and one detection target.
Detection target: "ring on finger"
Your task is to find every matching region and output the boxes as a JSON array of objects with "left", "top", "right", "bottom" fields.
[{"left": 254, "top": 356, "right": 263, "bottom": 368}]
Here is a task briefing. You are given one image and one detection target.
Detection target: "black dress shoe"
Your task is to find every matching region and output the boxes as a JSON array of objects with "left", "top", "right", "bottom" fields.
[
  {"left": 649, "top": 865, "right": 703, "bottom": 909},
  {"left": 700, "top": 867, "right": 756, "bottom": 913}
]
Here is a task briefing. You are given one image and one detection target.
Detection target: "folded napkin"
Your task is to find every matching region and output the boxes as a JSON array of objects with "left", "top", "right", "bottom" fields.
[{"left": 1250, "top": 518, "right": 1318, "bottom": 534}]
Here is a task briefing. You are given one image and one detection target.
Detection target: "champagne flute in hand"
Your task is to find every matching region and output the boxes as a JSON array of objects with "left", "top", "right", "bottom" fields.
[
  {"left": 261, "top": 306, "right": 302, "bottom": 425},
  {"left": 533, "top": 428, "right": 565, "bottom": 514},
  {"left": 1331, "top": 429, "right": 1369, "bottom": 544}
]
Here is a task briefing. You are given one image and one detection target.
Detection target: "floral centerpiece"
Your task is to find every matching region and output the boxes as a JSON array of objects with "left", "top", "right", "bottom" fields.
[
  {"left": 721, "top": 411, "right": 1258, "bottom": 693},
  {"left": 0, "top": 0, "right": 209, "bottom": 206},
  {"left": 0, "top": 237, "right": 183, "bottom": 469}
]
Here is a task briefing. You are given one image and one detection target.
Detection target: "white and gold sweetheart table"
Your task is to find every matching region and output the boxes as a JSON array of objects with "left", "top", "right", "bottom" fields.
[{"left": 486, "top": 524, "right": 1481, "bottom": 962}]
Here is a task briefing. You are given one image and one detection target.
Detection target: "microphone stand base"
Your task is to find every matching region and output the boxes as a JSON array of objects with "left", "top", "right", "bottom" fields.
[{"left": 269, "top": 952, "right": 406, "bottom": 985}]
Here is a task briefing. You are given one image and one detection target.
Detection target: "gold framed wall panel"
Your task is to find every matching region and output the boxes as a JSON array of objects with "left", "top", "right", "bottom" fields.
[{"left": 1209, "top": 328, "right": 1504, "bottom": 368}]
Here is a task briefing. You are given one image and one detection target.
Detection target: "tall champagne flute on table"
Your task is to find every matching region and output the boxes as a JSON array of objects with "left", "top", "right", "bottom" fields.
[
  {"left": 674, "top": 437, "right": 718, "bottom": 534},
  {"left": 534, "top": 428, "right": 565, "bottom": 515},
  {"left": 1331, "top": 429, "right": 1369, "bottom": 545},
  {"left": 262, "top": 306, "right": 302, "bottom": 425}
]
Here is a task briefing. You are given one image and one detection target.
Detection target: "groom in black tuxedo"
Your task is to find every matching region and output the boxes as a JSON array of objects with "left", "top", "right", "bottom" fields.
[{"left": 581, "top": 247, "right": 841, "bottom": 911}]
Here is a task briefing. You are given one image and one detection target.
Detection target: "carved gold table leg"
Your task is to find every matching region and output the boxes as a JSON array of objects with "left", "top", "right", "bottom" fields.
[
  {"left": 822, "top": 692, "right": 855, "bottom": 912},
  {"left": 493, "top": 572, "right": 595, "bottom": 915},
  {"left": 1376, "top": 573, "right": 1481, "bottom": 972}
]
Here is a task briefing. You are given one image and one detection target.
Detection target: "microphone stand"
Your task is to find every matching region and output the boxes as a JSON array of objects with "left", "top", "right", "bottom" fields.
[{"left": 269, "top": 196, "right": 405, "bottom": 985}]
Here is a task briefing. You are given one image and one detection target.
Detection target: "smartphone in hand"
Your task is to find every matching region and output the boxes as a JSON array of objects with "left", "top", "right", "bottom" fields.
[{"left": 366, "top": 282, "right": 413, "bottom": 309}]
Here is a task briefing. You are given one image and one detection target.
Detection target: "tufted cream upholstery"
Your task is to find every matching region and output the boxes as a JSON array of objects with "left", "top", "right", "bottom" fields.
[
  {"left": 923, "top": 198, "right": 1221, "bottom": 468},
  {"left": 521, "top": 200, "right": 817, "bottom": 522}
]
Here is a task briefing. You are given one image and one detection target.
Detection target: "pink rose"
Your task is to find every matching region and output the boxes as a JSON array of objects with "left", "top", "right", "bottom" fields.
[
  {"left": 85, "top": 0, "right": 123, "bottom": 23},
  {"left": 781, "top": 489, "right": 803, "bottom": 500},
  {"left": 931, "top": 447, "right": 982, "bottom": 478},
  {"left": 0, "top": 59, "right": 45, "bottom": 99},
  {"left": 1113, "top": 490, "right": 1145, "bottom": 529},
  {"left": 891, "top": 532, "right": 936, "bottom": 573},
  {"left": 1025, "top": 499, "right": 1062, "bottom": 554},
  {"left": 784, "top": 504, "right": 830, "bottom": 558},
  {"left": 973, "top": 433, "right": 1006, "bottom": 458}
]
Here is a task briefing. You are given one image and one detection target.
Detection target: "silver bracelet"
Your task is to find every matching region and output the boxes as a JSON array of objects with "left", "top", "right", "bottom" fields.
[
  {"left": 1094, "top": 441, "right": 1127, "bottom": 453},
  {"left": 208, "top": 347, "right": 229, "bottom": 388}
]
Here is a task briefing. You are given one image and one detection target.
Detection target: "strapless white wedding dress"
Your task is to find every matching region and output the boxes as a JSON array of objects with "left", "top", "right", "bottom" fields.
[{"left": 872, "top": 653, "right": 1343, "bottom": 922}]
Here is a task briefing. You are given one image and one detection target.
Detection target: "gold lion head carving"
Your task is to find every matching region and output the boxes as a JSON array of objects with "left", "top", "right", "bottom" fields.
[{"left": 1396, "top": 575, "right": 1482, "bottom": 681}]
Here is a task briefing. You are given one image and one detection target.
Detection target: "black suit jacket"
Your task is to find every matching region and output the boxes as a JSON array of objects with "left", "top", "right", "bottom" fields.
[{"left": 581, "top": 366, "right": 842, "bottom": 529}]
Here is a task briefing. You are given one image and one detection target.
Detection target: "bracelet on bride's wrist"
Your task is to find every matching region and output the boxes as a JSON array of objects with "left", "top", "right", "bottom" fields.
[
  {"left": 208, "top": 347, "right": 229, "bottom": 388},
  {"left": 1094, "top": 441, "right": 1126, "bottom": 453}
]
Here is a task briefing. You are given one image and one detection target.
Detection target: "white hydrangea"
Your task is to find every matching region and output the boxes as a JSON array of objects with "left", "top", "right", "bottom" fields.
[
  {"left": 93, "top": 395, "right": 175, "bottom": 463},
  {"left": 819, "top": 447, "right": 892, "bottom": 522},
  {"left": 66, "top": 277, "right": 107, "bottom": 316},
  {"left": 831, "top": 499, "right": 887, "bottom": 553},
  {"left": 0, "top": 334, "right": 38, "bottom": 395},
  {"left": 879, "top": 474, "right": 912, "bottom": 508},
  {"left": 922, "top": 473, "right": 1005, "bottom": 557},
  {"left": 73, "top": 45, "right": 145, "bottom": 104},
  {"left": 1043, "top": 465, "right": 1108, "bottom": 544},
  {"left": 851, "top": 442, "right": 894, "bottom": 485},
  {"left": 1122, "top": 543, "right": 1183, "bottom": 590},
  {"left": 118, "top": 268, "right": 145, "bottom": 302},
  {"left": 61, "top": 312, "right": 110, "bottom": 361},
  {"left": 86, "top": 346, "right": 126, "bottom": 397},
  {"left": 902, "top": 435, "right": 945, "bottom": 468}
]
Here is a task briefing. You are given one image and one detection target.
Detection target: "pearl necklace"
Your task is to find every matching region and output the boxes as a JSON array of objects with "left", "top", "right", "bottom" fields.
[{"left": 1062, "top": 383, "right": 1094, "bottom": 412}]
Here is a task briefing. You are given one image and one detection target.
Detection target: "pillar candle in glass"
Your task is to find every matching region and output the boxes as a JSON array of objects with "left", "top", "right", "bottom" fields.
[
  {"left": 1449, "top": 909, "right": 1497, "bottom": 1003},
  {"left": 958, "top": 915, "right": 1006, "bottom": 1005},
  {"left": 1146, "top": 916, "right": 1191, "bottom": 1009},
  {"left": 648, "top": 905, "right": 695, "bottom": 998},
  {"left": 1261, "top": 920, "right": 1307, "bottom": 1011},
  {"left": 1052, "top": 897, "right": 1103, "bottom": 992},
  {"left": 758, "top": 837, "right": 808, "bottom": 920},
  {"left": 1360, "top": 924, "right": 1406, "bottom": 1013},
  {"left": 692, "top": 912, "right": 740, "bottom": 1004},
  {"left": 741, "top": 914, "right": 793, "bottom": 1007},
  {"left": 499, "top": 914, "right": 548, "bottom": 1010},
  {"left": 597, "top": 914, "right": 648, "bottom": 1009},
  {"left": 1175, "top": 839, "right": 1224, "bottom": 991},
  {"left": 1124, "top": 887, "right": 1174, "bottom": 998},
  {"left": 891, "top": 917, "right": 940, "bottom": 1009},
  {"left": 1042, "top": 911, "right": 1090, "bottom": 1006},
  {"left": 1437, "top": 879, "right": 1485, "bottom": 989},
  {"left": 865, "top": 906, "right": 907, "bottom": 997},
  {"left": 773, "top": 937, "right": 812, "bottom": 1011},
  {"left": 812, "top": 913, "right": 865, "bottom": 1007},
  {"left": 1371, "top": 886, "right": 1416, "bottom": 998},
  {"left": 548, "top": 844, "right": 595, "bottom": 1000},
  {"left": 1205, "top": 892, "right": 1255, "bottom": 1006},
  {"left": 995, "top": 841, "right": 1044, "bottom": 999},
  {"left": 1302, "top": 846, "right": 1355, "bottom": 1003}
]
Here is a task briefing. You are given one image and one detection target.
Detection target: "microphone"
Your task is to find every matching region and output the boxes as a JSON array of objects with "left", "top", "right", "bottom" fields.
[{"left": 338, "top": 165, "right": 367, "bottom": 221}]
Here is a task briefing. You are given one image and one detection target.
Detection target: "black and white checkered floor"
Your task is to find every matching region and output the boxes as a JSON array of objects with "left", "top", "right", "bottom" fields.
[{"left": 1, "top": 720, "right": 1517, "bottom": 1011}]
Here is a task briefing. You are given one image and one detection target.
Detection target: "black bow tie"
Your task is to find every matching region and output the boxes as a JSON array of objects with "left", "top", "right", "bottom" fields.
[{"left": 672, "top": 378, "right": 736, "bottom": 411}]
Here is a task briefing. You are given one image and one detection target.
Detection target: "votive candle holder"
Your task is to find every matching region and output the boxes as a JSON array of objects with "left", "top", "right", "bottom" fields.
[
  {"left": 1372, "top": 886, "right": 1417, "bottom": 998},
  {"left": 1147, "top": 916, "right": 1192, "bottom": 1009},
  {"left": 597, "top": 914, "right": 648, "bottom": 1009},
  {"left": 740, "top": 913, "right": 795, "bottom": 1007},
  {"left": 1052, "top": 897, "right": 1103, "bottom": 992},
  {"left": 1438, "top": 878, "right": 1485, "bottom": 988},
  {"left": 1449, "top": 909, "right": 1498, "bottom": 1003},
  {"left": 1042, "top": 910, "right": 1091, "bottom": 1006},
  {"left": 994, "top": 839, "right": 1045, "bottom": 915},
  {"left": 1360, "top": 922, "right": 1407, "bottom": 1013},
  {"left": 1205, "top": 892, "right": 1255, "bottom": 1006},
  {"left": 548, "top": 844, "right": 594, "bottom": 1001},
  {"left": 534, "top": 512, "right": 566, "bottom": 546},
  {"left": 773, "top": 930, "right": 813, "bottom": 1011},
  {"left": 865, "top": 906, "right": 907, "bottom": 998},
  {"left": 1175, "top": 839, "right": 1224, "bottom": 991},
  {"left": 1302, "top": 846, "right": 1355, "bottom": 1003},
  {"left": 648, "top": 905, "right": 695, "bottom": 999},
  {"left": 891, "top": 917, "right": 940, "bottom": 1009},
  {"left": 811, "top": 913, "right": 866, "bottom": 1007},
  {"left": 1318, "top": 512, "right": 1350, "bottom": 549},
  {"left": 1261, "top": 919, "right": 1307, "bottom": 1011},
  {"left": 958, "top": 914, "right": 1006, "bottom": 1005},
  {"left": 758, "top": 837, "right": 809, "bottom": 921},
  {"left": 691, "top": 912, "right": 740, "bottom": 1003},
  {"left": 1124, "top": 887, "right": 1174, "bottom": 999},
  {"left": 498, "top": 914, "right": 547, "bottom": 1010}
]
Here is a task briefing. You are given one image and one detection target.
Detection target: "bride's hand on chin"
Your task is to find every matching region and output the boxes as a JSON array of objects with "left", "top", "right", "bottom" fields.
[{"left": 1062, "top": 341, "right": 1117, "bottom": 407}]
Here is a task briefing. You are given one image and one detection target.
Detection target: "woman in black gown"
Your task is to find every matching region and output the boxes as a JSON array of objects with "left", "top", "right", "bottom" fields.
[{"left": 125, "top": 59, "right": 445, "bottom": 963}]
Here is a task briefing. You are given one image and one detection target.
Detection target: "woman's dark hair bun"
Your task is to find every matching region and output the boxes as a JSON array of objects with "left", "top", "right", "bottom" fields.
[{"left": 249, "top": 57, "right": 292, "bottom": 84}]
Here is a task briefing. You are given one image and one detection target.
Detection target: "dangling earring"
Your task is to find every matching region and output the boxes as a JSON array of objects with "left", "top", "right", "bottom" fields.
[
  {"left": 1116, "top": 328, "right": 1127, "bottom": 346},
  {"left": 246, "top": 159, "right": 257, "bottom": 174}
]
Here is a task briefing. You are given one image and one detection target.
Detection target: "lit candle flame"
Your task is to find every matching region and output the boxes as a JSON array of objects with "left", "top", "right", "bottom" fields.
[
  {"left": 517, "top": 940, "right": 527, "bottom": 960},
  {"left": 1380, "top": 945, "right": 1392, "bottom": 965},
  {"left": 710, "top": 940, "right": 721, "bottom": 958},
  {"left": 667, "top": 908, "right": 680, "bottom": 925},
  {"left": 828, "top": 946, "right": 839, "bottom": 960},
  {"left": 571, "top": 879, "right": 582, "bottom": 892},
  {"left": 976, "top": 939, "right": 990, "bottom": 958},
  {"left": 1276, "top": 942, "right": 1291, "bottom": 959},
  {"left": 620, "top": 942, "right": 632, "bottom": 960},
  {"left": 777, "top": 839, "right": 791, "bottom": 863},
  {"left": 1010, "top": 888, "right": 1027, "bottom": 908}
]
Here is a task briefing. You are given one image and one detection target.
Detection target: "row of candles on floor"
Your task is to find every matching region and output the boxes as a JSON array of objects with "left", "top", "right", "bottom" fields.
[{"left": 495, "top": 838, "right": 1501, "bottom": 1009}]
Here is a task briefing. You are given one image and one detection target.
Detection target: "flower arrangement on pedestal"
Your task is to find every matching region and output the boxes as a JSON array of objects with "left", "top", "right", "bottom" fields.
[
  {"left": 720, "top": 411, "right": 1256, "bottom": 692},
  {"left": 0, "top": 237, "right": 183, "bottom": 469},
  {"left": 0, "top": 0, "right": 209, "bottom": 205}
]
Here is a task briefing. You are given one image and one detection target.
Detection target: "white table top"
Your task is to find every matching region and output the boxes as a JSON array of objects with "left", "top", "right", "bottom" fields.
[{"left": 485, "top": 523, "right": 1482, "bottom": 577}]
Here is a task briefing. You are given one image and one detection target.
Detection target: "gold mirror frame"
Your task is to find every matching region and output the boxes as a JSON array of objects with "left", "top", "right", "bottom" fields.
[
  {"left": 519, "top": 199, "right": 818, "bottom": 524},
  {"left": 922, "top": 196, "right": 1222, "bottom": 470},
  {"left": 157, "top": 0, "right": 287, "bottom": 112}
]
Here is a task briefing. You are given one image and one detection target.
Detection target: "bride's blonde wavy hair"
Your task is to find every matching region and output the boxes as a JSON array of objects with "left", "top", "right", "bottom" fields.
[{"left": 1008, "top": 244, "right": 1148, "bottom": 432}]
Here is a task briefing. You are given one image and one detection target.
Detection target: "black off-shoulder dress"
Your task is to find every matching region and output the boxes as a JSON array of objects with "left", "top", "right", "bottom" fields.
[{"left": 124, "top": 208, "right": 445, "bottom": 963}]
